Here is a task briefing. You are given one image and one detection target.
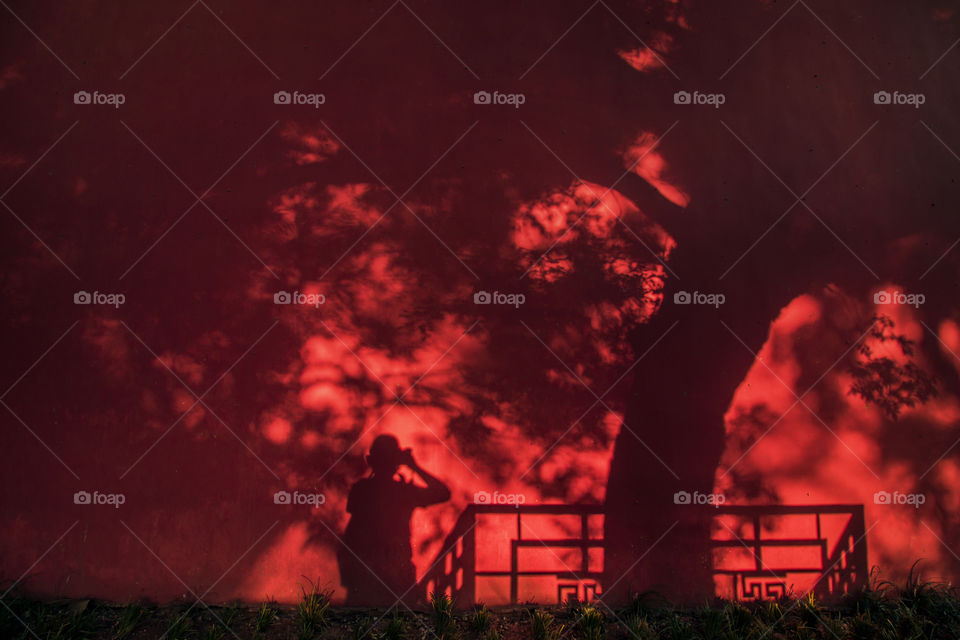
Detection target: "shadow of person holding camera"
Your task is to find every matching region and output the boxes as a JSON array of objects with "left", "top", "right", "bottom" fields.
[{"left": 337, "top": 434, "right": 451, "bottom": 606}]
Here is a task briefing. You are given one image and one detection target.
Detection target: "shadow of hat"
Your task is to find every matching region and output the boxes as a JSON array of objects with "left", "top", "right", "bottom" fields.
[{"left": 366, "top": 434, "right": 403, "bottom": 469}]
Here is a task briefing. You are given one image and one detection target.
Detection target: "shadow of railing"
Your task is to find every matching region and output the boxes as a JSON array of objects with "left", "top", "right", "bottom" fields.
[
  {"left": 417, "top": 503, "right": 867, "bottom": 605},
  {"left": 712, "top": 504, "right": 868, "bottom": 601}
]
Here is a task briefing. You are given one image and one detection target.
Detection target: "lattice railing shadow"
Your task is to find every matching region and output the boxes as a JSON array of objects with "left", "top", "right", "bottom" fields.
[{"left": 418, "top": 504, "right": 867, "bottom": 605}]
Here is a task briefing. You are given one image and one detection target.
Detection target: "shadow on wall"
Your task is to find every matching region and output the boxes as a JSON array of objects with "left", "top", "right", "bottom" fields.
[
  {"left": 338, "top": 435, "right": 450, "bottom": 606},
  {"left": 0, "top": 0, "right": 958, "bottom": 606}
]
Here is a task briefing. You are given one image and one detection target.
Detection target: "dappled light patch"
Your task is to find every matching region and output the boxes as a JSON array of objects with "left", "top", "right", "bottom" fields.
[
  {"left": 264, "top": 416, "right": 293, "bottom": 444},
  {"left": 2, "top": 0, "right": 959, "bottom": 611},
  {"left": 617, "top": 34, "right": 675, "bottom": 73},
  {"left": 280, "top": 122, "right": 340, "bottom": 165},
  {"left": 622, "top": 133, "right": 690, "bottom": 208},
  {"left": 720, "top": 289, "right": 958, "bottom": 585}
]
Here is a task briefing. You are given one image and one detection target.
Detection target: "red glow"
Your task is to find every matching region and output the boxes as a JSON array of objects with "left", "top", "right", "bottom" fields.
[{"left": 1, "top": 0, "right": 958, "bottom": 608}]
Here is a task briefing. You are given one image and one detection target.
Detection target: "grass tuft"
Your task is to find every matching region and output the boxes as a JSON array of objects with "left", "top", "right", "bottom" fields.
[
  {"left": 296, "top": 577, "right": 332, "bottom": 639},
  {"left": 164, "top": 613, "right": 192, "bottom": 640},
  {"left": 529, "top": 609, "right": 563, "bottom": 640},
  {"left": 253, "top": 600, "right": 278, "bottom": 639},
  {"left": 382, "top": 611, "right": 406, "bottom": 640},
  {"left": 112, "top": 603, "right": 143, "bottom": 640},
  {"left": 431, "top": 591, "right": 457, "bottom": 639},
  {"left": 573, "top": 605, "right": 604, "bottom": 640},
  {"left": 202, "top": 622, "right": 226, "bottom": 640},
  {"left": 351, "top": 616, "right": 377, "bottom": 640},
  {"left": 470, "top": 603, "right": 491, "bottom": 634}
]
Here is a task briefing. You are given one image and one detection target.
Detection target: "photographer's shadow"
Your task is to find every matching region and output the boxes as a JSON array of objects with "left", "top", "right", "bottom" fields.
[{"left": 336, "top": 435, "right": 450, "bottom": 606}]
